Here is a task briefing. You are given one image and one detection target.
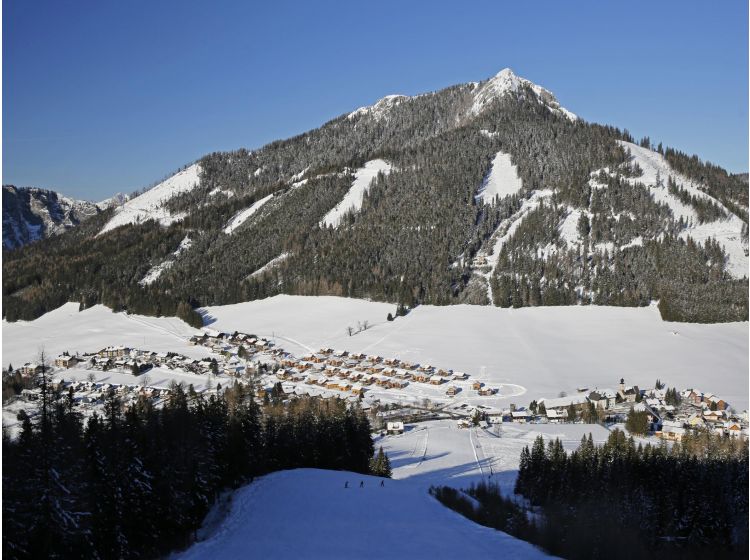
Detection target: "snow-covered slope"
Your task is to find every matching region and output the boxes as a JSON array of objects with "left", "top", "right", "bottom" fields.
[
  {"left": 201, "top": 295, "right": 748, "bottom": 411},
  {"left": 223, "top": 193, "right": 274, "bottom": 234},
  {"left": 175, "top": 468, "right": 550, "bottom": 560},
  {"left": 347, "top": 94, "right": 409, "bottom": 121},
  {"left": 320, "top": 160, "right": 392, "bottom": 228},
  {"left": 1, "top": 302, "right": 211, "bottom": 368},
  {"left": 99, "top": 164, "right": 201, "bottom": 234},
  {"left": 471, "top": 68, "right": 577, "bottom": 121},
  {"left": 475, "top": 151, "right": 523, "bottom": 204},
  {"left": 617, "top": 141, "right": 748, "bottom": 278}
]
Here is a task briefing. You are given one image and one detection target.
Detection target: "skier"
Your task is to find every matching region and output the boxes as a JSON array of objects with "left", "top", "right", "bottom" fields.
[
  {"left": 345, "top": 481, "right": 349, "bottom": 488},
  {"left": 360, "top": 480, "right": 364, "bottom": 488},
  {"left": 380, "top": 480, "right": 385, "bottom": 487}
]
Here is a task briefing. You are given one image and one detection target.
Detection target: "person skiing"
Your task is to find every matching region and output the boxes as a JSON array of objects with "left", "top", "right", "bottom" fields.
[
  {"left": 380, "top": 480, "right": 384, "bottom": 487},
  {"left": 345, "top": 481, "right": 349, "bottom": 488},
  {"left": 360, "top": 480, "right": 364, "bottom": 488}
]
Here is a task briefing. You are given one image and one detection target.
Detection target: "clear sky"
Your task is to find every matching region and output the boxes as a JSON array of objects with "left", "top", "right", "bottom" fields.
[{"left": 3, "top": 0, "right": 748, "bottom": 200}]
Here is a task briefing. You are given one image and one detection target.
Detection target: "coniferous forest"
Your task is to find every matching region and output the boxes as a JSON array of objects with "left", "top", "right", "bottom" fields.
[
  {"left": 2, "top": 372, "right": 375, "bottom": 559},
  {"left": 433, "top": 429, "right": 748, "bottom": 560}
]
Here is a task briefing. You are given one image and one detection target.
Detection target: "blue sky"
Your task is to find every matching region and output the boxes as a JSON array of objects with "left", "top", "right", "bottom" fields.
[{"left": 3, "top": 0, "right": 748, "bottom": 200}]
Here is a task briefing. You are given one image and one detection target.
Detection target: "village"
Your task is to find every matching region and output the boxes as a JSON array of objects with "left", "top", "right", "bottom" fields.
[{"left": 4, "top": 327, "right": 748, "bottom": 442}]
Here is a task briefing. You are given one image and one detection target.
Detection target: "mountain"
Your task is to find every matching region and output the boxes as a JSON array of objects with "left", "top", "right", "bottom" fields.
[
  {"left": 3, "top": 68, "right": 748, "bottom": 323},
  {"left": 2, "top": 185, "right": 127, "bottom": 250}
]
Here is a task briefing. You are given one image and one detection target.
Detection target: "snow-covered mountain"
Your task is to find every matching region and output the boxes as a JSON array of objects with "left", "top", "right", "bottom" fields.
[
  {"left": 4, "top": 67, "right": 748, "bottom": 323},
  {"left": 2, "top": 185, "right": 128, "bottom": 250}
]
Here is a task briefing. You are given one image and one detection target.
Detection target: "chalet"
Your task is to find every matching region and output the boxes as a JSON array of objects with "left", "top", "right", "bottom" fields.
[
  {"left": 325, "top": 379, "right": 341, "bottom": 390},
  {"left": 361, "top": 375, "right": 375, "bottom": 386},
  {"left": 327, "top": 357, "right": 344, "bottom": 367},
  {"left": 452, "top": 372, "right": 468, "bottom": 381},
  {"left": 429, "top": 375, "right": 444, "bottom": 385},
  {"left": 21, "top": 388, "right": 41, "bottom": 400},
  {"left": 338, "top": 381, "right": 352, "bottom": 392},
  {"left": 99, "top": 346, "right": 131, "bottom": 358},
  {"left": 350, "top": 384, "right": 365, "bottom": 397},
  {"left": 706, "top": 395, "right": 728, "bottom": 411},
  {"left": 382, "top": 368, "right": 396, "bottom": 377},
  {"left": 348, "top": 372, "right": 363, "bottom": 382},
  {"left": 478, "top": 387, "right": 496, "bottom": 396},
  {"left": 375, "top": 376, "right": 391, "bottom": 387},
  {"left": 395, "top": 370, "right": 411, "bottom": 380},
  {"left": 617, "top": 379, "right": 639, "bottom": 403},
  {"left": 383, "top": 358, "right": 400, "bottom": 367},
  {"left": 276, "top": 368, "right": 290, "bottom": 380},
  {"left": 588, "top": 389, "right": 617, "bottom": 410},
  {"left": 290, "top": 371, "right": 307, "bottom": 383},
  {"left": 657, "top": 423, "right": 685, "bottom": 442},
  {"left": 703, "top": 409, "right": 726, "bottom": 423},
  {"left": 19, "top": 363, "right": 43, "bottom": 376},
  {"left": 54, "top": 355, "right": 79, "bottom": 368},
  {"left": 319, "top": 348, "right": 334, "bottom": 355},
  {"left": 367, "top": 355, "right": 382, "bottom": 363},
  {"left": 547, "top": 409, "right": 567, "bottom": 423},
  {"left": 724, "top": 421, "right": 743, "bottom": 437},
  {"left": 472, "top": 381, "right": 483, "bottom": 391},
  {"left": 386, "top": 421, "right": 404, "bottom": 435},
  {"left": 686, "top": 413, "right": 705, "bottom": 429},
  {"left": 389, "top": 379, "right": 408, "bottom": 389},
  {"left": 445, "top": 385, "right": 459, "bottom": 396},
  {"left": 412, "top": 372, "right": 430, "bottom": 383},
  {"left": 487, "top": 413, "right": 504, "bottom": 424},
  {"left": 511, "top": 410, "right": 530, "bottom": 423},
  {"left": 457, "top": 419, "right": 472, "bottom": 429},
  {"left": 685, "top": 389, "right": 703, "bottom": 406},
  {"left": 310, "top": 354, "right": 327, "bottom": 363}
]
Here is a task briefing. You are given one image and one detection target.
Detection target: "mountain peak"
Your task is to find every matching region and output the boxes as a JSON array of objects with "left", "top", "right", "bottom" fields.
[{"left": 471, "top": 68, "right": 577, "bottom": 121}]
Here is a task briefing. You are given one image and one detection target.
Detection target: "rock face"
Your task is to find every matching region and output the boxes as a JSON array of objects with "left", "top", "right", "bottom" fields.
[{"left": 2, "top": 185, "right": 119, "bottom": 249}]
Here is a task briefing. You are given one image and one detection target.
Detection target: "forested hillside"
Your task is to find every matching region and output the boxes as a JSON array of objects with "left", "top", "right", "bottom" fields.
[{"left": 3, "top": 69, "right": 747, "bottom": 323}]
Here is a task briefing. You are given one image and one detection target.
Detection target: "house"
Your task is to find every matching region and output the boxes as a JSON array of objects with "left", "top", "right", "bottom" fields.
[
  {"left": 511, "top": 410, "right": 530, "bottom": 423},
  {"left": 446, "top": 385, "right": 459, "bottom": 396},
  {"left": 386, "top": 421, "right": 404, "bottom": 435},
  {"left": 429, "top": 375, "right": 444, "bottom": 385},
  {"left": 685, "top": 389, "right": 703, "bottom": 406},
  {"left": 546, "top": 409, "right": 567, "bottom": 423},
  {"left": 686, "top": 413, "right": 705, "bottom": 429},
  {"left": 456, "top": 419, "right": 472, "bottom": 429},
  {"left": 478, "top": 387, "right": 496, "bottom": 396},
  {"left": 389, "top": 379, "right": 408, "bottom": 389},
  {"left": 472, "top": 381, "right": 483, "bottom": 391},
  {"left": 706, "top": 395, "right": 728, "bottom": 411},
  {"left": 19, "top": 363, "right": 43, "bottom": 376},
  {"left": 589, "top": 389, "right": 617, "bottom": 410},
  {"left": 54, "top": 355, "right": 79, "bottom": 368},
  {"left": 350, "top": 384, "right": 365, "bottom": 397},
  {"left": 702, "top": 409, "right": 726, "bottom": 423},
  {"left": 657, "top": 423, "right": 685, "bottom": 442},
  {"left": 487, "top": 413, "right": 504, "bottom": 424},
  {"left": 724, "top": 422, "right": 743, "bottom": 437},
  {"left": 452, "top": 372, "right": 468, "bottom": 381},
  {"left": 412, "top": 372, "right": 430, "bottom": 383}
]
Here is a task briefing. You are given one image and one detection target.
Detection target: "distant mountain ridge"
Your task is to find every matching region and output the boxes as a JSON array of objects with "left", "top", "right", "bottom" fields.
[
  {"left": 3, "top": 68, "right": 748, "bottom": 323},
  {"left": 2, "top": 185, "right": 127, "bottom": 250}
]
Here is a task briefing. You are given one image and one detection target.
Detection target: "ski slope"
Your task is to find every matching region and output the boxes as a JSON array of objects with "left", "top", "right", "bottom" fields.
[
  {"left": 202, "top": 296, "right": 749, "bottom": 411},
  {"left": 174, "top": 467, "right": 550, "bottom": 560},
  {"left": 475, "top": 151, "right": 523, "bottom": 204},
  {"left": 100, "top": 164, "right": 201, "bottom": 234},
  {"left": 617, "top": 141, "right": 748, "bottom": 278},
  {"left": 320, "top": 160, "right": 392, "bottom": 228}
]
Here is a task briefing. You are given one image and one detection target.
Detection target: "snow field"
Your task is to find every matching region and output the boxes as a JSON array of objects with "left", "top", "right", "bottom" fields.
[{"left": 202, "top": 296, "right": 748, "bottom": 411}]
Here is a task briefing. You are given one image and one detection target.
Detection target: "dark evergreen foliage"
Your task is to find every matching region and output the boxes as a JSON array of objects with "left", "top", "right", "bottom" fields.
[{"left": 2, "top": 375, "right": 375, "bottom": 559}]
